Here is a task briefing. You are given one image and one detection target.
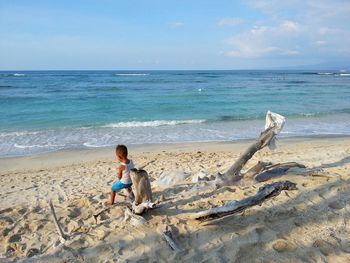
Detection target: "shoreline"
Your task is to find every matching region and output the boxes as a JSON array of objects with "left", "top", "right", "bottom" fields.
[
  {"left": 2, "top": 112, "right": 350, "bottom": 158},
  {"left": 1, "top": 134, "right": 350, "bottom": 173}
]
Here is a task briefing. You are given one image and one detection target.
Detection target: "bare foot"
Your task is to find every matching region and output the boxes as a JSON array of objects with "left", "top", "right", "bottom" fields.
[{"left": 104, "top": 201, "right": 114, "bottom": 207}]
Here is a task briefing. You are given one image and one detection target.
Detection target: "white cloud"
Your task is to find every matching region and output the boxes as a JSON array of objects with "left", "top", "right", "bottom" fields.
[
  {"left": 169, "top": 22, "right": 184, "bottom": 28},
  {"left": 315, "top": 40, "right": 326, "bottom": 46},
  {"left": 280, "top": 21, "right": 300, "bottom": 31},
  {"left": 225, "top": 21, "right": 302, "bottom": 58},
  {"left": 218, "top": 17, "right": 244, "bottom": 27},
  {"left": 224, "top": 1, "right": 350, "bottom": 61}
]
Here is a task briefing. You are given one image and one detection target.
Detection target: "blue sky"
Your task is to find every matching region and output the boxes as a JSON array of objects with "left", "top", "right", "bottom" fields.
[{"left": 0, "top": 0, "right": 349, "bottom": 70}]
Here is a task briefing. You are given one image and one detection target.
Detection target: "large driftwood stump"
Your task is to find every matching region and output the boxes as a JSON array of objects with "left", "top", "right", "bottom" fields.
[
  {"left": 184, "top": 180, "right": 297, "bottom": 223},
  {"left": 224, "top": 126, "right": 277, "bottom": 182},
  {"left": 130, "top": 168, "right": 157, "bottom": 214},
  {"left": 94, "top": 168, "right": 156, "bottom": 223},
  {"left": 219, "top": 112, "right": 305, "bottom": 185}
]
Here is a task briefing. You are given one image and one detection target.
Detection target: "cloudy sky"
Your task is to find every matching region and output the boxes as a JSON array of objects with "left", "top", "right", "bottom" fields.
[{"left": 0, "top": 0, "right": 349, "bottom": 70}]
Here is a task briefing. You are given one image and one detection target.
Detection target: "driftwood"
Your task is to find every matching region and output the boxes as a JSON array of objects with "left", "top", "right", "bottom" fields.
[
  {"left": 162, "top": 225, "right": 182, "bottom": 253},
  {"left": 94, "top": 168, "right": 155, "bottom": 222},
  {"left": 132, "top": 201, "right": 157, "bottom": 215},
  {"left": 224, "top": 126, "right": 277, "bottom": 182},
  {"left": 221, "top": 112, "right": 305, "bottom": 184},
  {"left": 48, "top": 200, "right": 67, "bottom": 244},
  {"left": 124, "top": 207, "right": 147, "bottom": 226},
  {"left": 130, "top": 168, "right": 155, "bottom": 215},
  {"left": 183, "top": 180, "right": 297, "bottom": 223}
]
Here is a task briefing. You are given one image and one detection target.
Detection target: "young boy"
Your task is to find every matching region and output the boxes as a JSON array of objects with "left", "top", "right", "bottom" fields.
[{"left": 106, "top": 144, "right": 134, "bottom": 206}]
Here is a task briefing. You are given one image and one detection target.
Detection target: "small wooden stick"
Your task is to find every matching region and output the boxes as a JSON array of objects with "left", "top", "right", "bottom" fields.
[
  {"left": 48, "top": 200, "right": 66, "bottom": 244},
  {"left": 162, "top": 226, "right": 181, "bottom": 253}
]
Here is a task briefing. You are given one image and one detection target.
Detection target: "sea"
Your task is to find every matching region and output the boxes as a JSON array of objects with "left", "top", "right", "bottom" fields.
[{"left": 0, "top": 70, "right": 350, "bottom": 157}]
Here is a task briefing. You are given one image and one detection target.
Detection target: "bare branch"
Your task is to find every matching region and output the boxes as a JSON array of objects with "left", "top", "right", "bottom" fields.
[{"left": 181, "top": 181, "right": 297, "bottom": 223}]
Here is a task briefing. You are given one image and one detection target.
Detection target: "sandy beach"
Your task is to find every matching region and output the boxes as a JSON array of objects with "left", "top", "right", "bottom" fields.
[{"left": 1, "top": 136, "right": 350, "bottom": 262}]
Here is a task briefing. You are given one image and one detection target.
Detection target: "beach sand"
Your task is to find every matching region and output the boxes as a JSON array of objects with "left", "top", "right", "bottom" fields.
[{"left": 1, "top": 136, "right": 350, "bottom": 262}]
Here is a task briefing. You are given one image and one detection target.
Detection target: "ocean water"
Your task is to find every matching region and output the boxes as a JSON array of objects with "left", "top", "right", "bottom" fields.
[{"left": 0, "top": 70, "right": 350, "bottom": 157}]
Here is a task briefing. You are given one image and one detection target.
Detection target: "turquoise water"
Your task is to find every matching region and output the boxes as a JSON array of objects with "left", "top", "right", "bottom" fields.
[{"left": 1, "top": 70, "right": 350, "bottom": 156}]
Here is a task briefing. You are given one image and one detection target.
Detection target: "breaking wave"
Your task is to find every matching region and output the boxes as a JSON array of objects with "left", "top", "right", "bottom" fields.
[{"left": 103, "top": 119, "right": 206, "bottom": 128}]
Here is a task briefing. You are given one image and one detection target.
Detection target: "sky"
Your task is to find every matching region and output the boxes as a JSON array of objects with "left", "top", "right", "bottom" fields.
[{"left": 0, "top": 0, "right": 350, "bottom": 70}]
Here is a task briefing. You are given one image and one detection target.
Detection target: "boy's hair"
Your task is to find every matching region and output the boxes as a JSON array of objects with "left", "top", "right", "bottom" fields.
[{"left": 116, "top": 144, "right": 128, "bottom": 158}]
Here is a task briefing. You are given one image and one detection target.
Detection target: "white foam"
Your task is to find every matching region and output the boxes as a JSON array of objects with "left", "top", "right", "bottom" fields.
[
  {"left": 14, "top": 143, "right": 64, "bottom": 149},
  {"left": 317, "top": 72, "right": 333, "bottom": 75},
  {"left": 113, "top": 73, "right": 149, "bottom": 76},
  {"left": 301, "top": 112, "right": 318, "bottom": 117},
  {"left": 339, "top": 73, "right": 350, "bottom": 76},
  {"left": 3, "top": 114, "right": 350, "bottom": 157},
  {"left": 83, "top": 142, "right": 112, "bottom": 148},
  {"left": 0, "top": 131, "right": 41, "bottom": 138},
  {"left": 13, "top": 73, "right": 25, "bottom": 77},
  {"left": 103, "top": 119, "right": 206, "bottom": 128}
]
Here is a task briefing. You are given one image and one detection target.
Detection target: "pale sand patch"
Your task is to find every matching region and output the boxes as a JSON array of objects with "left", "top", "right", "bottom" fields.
[{"left": 0, "top": 136, "right": 350, "bottom": 262}]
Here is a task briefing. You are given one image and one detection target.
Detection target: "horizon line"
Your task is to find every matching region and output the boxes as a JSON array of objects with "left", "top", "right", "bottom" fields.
[{"left": 0, "top": 68, "right": 349, "bottom": 72}]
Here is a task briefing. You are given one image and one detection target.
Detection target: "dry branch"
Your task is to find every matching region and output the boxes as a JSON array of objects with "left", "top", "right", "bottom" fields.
[
  {"left": 162, "top": 225, "right": 181, "bottom": 253},
  {"left": 183, "top": 180, "right": 297, "bottom": 223},
  {"left": 48, "top": 200, "right": 67, "bottom": 244}
]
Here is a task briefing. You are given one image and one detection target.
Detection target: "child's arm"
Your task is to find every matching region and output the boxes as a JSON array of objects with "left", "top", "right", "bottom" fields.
[{"left": 116, "top": 165, "right": 125, "bottom": 180}]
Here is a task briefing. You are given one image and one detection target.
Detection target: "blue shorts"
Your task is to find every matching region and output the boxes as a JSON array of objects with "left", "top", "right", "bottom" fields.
[{"left": 111, "top": 180, "right": 132, "bottom": 192}]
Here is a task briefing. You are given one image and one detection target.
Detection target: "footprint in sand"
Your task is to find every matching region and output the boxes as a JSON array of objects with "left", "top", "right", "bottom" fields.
[
  {"left": 313, "top": 239, "right": 334, "bottom": 256},
  {"left": 328, "top": 201, "right": 345, "bottom": 210},
  {"left": 340, "top": 239, "right": 350, "bottom": 253},
  {"left": 0, "top": 208, "right": 13, "bottom": 214},
  {"left": 71, "top": 198, "right": 90, "bottom": 208},
  {"left": 272, "top": 239, "right": 296, "bottom": 252},
  {"left": 68, "top": 207, "right": 82, "bottom": 219},
  {"left": 32, "top": 206, "right": 42, "bottom": 213},
  {"left": 2, "top": 216, "right": 14, "bottom": 225},
  {"left": 8, "top": 234, "right": 22, "bottom": 243},
  {"left": 26, "top": 248, "right": 40, "bottom": 257},
  {"left": 91, "top": 228, "right": 110, "bottom": 240},
  {"left": 5, "top": 246, "right": 16, "bottom": 257},
  {"left": 100, "top": 213, "right": 110, "bottom": 221},
  {"left": 17, "top": 208, "right": 27, "bottom": 215},
  {"left": 67, "top": 220, "right": 80, "bottom": 233}
]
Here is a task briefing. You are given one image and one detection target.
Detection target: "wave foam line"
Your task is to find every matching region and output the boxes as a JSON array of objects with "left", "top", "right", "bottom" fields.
[
  {"left": 104, "top": 119, "right": 206, "bottom": 128},
  {"left": 317, "top": 72, "right": 333, "bottom": 75},
  {"left": 113, "top": 73, "right": 149, "bottom": 76},
  {"left": 14, "top": 143, "right": 65, "bottom": 149}
]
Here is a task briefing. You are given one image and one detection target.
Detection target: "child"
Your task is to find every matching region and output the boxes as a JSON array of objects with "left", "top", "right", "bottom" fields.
[{"left": 106, "top": 144, "right": 134, "bottom": 206}]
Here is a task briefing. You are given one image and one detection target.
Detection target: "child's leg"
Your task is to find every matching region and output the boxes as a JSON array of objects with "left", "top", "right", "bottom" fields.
[
  {"left": 106, "top": 181, "right": 131, "bottom": 206},
  {"left": 109, "top": 191, "right": 116, "bottom": 205}
]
